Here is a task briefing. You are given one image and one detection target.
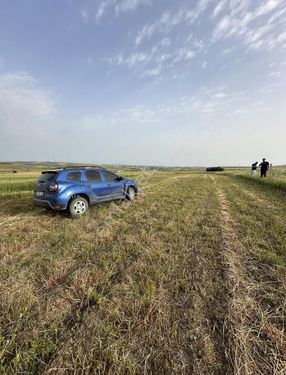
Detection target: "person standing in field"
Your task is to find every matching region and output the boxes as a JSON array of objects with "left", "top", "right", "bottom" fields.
[
  {"left": 251, "top": 161, "right": 258, "bottom": 176},
  {"left": 259, "top": 158, "right": 270, "bottom": 177}
]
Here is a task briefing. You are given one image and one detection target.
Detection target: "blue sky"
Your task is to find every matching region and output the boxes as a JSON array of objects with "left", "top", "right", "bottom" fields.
[{"left": 0, "top": 0, "right": 286, "bottom": 166}]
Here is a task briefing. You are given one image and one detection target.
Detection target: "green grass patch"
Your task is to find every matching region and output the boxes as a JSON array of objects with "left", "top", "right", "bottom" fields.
[{"left": 233, "top": 174, "right": 286, "bottom": 193}]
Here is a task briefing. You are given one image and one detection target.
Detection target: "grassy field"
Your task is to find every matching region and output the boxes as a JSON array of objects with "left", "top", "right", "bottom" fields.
[{"left": 0, "top": 163, "right": 286, "bottom": 374}]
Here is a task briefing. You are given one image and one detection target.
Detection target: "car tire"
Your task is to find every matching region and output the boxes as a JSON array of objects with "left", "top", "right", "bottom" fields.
[
  {"left": 69, "top": 196, "right": 89, "bottom": 217},
  {"left": 126, "top": 186, "right": 136, "bottom": 201}
]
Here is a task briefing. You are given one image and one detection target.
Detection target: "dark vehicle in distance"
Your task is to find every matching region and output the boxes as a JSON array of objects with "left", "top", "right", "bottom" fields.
[{"left": 206, "top": 167, "right": 225, "bottom": 172}]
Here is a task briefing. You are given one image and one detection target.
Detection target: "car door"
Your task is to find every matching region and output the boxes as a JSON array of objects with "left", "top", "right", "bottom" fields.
[
  {"left": 101, "top": 170, "right": 125, "bottom": 198},
  {"left": 85, "top": 170, "right": 110, "bottom": 201}
]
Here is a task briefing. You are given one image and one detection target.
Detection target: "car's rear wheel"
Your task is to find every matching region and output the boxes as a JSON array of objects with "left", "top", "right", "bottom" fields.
[
  {"left": 126, "top": 186, "right": 136, "bottom": 201},
  {"left": 69, "top": 196, "right": 89, "bottom": 217}
]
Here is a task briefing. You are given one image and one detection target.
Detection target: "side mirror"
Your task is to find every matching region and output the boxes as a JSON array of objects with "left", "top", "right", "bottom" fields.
[{"left": 115, "top": 176, "right": 123, "bottom": 181}]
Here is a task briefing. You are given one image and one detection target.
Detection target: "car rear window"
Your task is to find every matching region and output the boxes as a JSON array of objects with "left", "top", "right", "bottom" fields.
[
  {"left": 86, "top": 170, "right": 101, "bottom": 181},
  {"left": 67, "top": 172, "right": 82, "bottom": 181},
  {"left": 36, "top": 172, "right": 57, "bottom": 182}
]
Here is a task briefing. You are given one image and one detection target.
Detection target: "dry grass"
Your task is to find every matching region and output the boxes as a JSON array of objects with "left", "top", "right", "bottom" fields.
[
  {"left": 0, "top": 166, "right": 286, "bottom": 374},
  {"left": 215, "top": 175, "right": 286, "bottom": 375}
]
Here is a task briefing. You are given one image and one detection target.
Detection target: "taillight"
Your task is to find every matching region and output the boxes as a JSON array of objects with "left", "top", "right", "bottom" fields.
[{"left": 49, "top": 182, "right": 58, "bottom": 192}]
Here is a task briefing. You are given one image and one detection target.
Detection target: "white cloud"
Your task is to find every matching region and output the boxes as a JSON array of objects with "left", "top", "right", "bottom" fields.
[
  {"left": 174, "top": 48, "right": 196, "bottom": 63},
  {"left": 108, "top": 35, "right": 205, "bottom": 78},
  {"left": 141, "top": 66, "right": 162, "bottom": 77},
  {"left": 135, "top": 12, "right": 175, "bottom": 47},
  {"left": 212, "top": 15, "right": 232, "bottom": 41},
  {"left": 108, "top": 28, "right": 206, "bottom": 79},
  {"left": 222, "top": 46, "right": 236, "bottom": 54},
  {"left": 186, "top": 0, "right": 214, "bottom": 23},
  {"left": 155, "top": 53, "right": 171, "bottom": 63},
  {"left": 95, "top": 0, "right": 151, "bottom": 22},
  {"left": 173, "top": 37, "right": 205, "bottom": 63},
  {"left": 112, "top": 52, "right": 151, "bottom": 68},
  {"left": 161, "top": 37, "right": 171, "bottom": 47},
  {"left": 245, "top": 24, "right": 272, "bottom": 44},
  {"left": 135, "top": 1, "right": 212, "bottom": 46},
  {"left": 212, "top": 92, "right": 227, "bottom": 99},
  {"left": 0, "top": 72, "right": 55, "bottom": 120},
  {"left": 212, "top": 0, "right": 286, "bottom": 50},
  {"left": 276, "top": 30, "right": 286, "bottom": 43},
  {"left": 106, "top": 0, "right": 285, "bottom": 84},
  {"left": 95, "top": 1, "right": 111, "bottom": 22},
  {"left": 212, "top": 0, "right": 227, "bottom": 18},
  {"left": 125, "top": 52, "right": 150, "bottom": 67},
  {"left": 268, "top": 6, "right": 286, "bottom": 23},
  {"left": 75, "top": 87, "right": 276, "bottom": 146},
  {"left": 81, "top": 9, "right": 88, "bottom": 23},
  {"left": 0, "top": 71, "right": 56, "bottom": 157},
  {"left": 268, "top": 71, "right": 281, "bottom": 77},
  {"left": 115, "top": 0, "right": 151, "bottom": 16},
  {"left": 256, "top": 0, "right": 283, "bottom": 17}
]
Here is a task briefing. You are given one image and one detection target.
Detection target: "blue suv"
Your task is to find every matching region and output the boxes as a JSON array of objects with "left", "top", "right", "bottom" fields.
[{"left": 33, "top": 167, "right": 138, "bottom": 216}]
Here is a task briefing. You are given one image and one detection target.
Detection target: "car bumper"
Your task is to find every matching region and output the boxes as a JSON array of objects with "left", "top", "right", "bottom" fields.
[{"left": 33, "top": 198, "right": 67, "bottom": 210}]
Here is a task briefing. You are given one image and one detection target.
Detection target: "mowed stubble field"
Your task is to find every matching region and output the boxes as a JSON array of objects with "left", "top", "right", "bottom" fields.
[{"left": 0, "top": 164, "right": 286, "bottom": 374}]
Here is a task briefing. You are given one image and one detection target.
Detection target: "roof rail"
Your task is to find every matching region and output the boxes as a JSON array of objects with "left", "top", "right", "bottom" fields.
[{"left": 62, "top": 166, "right": 106, "bottom": 170}]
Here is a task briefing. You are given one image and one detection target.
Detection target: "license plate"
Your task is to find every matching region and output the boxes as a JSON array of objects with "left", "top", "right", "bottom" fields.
[{"left": 36, "top": 191, "right": 44, "bottom": 197}]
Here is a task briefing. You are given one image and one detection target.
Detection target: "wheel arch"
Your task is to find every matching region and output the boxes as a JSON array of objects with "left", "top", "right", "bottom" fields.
[
  {"left": 129, "top": 184, "right": 138, "bottom": 194},
  {"left": 68, "top": 193, "right": 90, "bottom": 207},
  {"left": 126, "top": 184, "right": 138, "bottom": 193}
]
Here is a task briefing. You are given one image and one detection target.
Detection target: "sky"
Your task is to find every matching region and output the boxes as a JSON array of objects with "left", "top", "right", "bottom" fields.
[{"left": 0, "top": 0, "right": 286, "bottom": 166}]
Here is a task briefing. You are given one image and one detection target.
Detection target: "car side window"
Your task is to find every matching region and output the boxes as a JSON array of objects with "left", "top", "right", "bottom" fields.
[
  {"left": 86, "top": 170, "right": 101, "bottom": 181},
  {"left": 102, "top": 171, "right": 119, "bottom": 182},
  {"left": 67, "top": 172, "right": 81, "bottom": 181}
]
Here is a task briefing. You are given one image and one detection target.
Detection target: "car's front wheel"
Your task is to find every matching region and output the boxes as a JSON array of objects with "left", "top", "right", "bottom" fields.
[
  {"left": 69, "top": 196, "right": 89, "bottom": 217},
  {"left": 126, "top": 186, "right": 136, "bottom": 201}
]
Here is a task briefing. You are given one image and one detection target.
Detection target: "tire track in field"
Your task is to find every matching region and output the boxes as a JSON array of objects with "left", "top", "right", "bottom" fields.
[
  {"left": 226, "top": 180, "right": 276, "bottom": 210},
  {"left": 239, "top": 188, "right": 274, "bottom": 208},
  {"left": 211, "top": 176, "right": 253, "bottom": 374},
  {"left": 141, "top": 173, "right": 199, "bottom": 194},
  {"left": 226, "top": 175, "right": 286, "bottom": 212},
  {"left": 177, "top": 175, "right": 230, "bottom": 374},
  {"left": 221, "top": 178, "right": 286, "bottom": 263},
  {"left": 212, "top": 176, "right": 286, "bottom": 375}
]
